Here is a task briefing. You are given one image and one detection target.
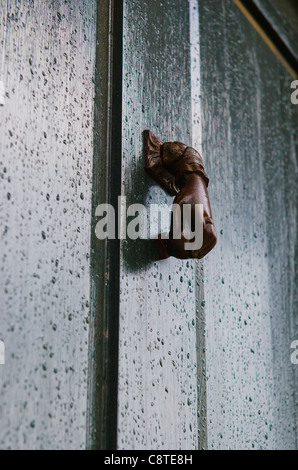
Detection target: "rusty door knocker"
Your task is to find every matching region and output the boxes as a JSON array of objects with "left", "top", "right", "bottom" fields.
[{"left": 144, "top": 130, "right": 217, "bottom": 259}]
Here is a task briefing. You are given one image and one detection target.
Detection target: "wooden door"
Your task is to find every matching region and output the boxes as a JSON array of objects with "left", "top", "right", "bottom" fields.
[{"left": 0, "top": 0, "right": 297, "bottom": 450}]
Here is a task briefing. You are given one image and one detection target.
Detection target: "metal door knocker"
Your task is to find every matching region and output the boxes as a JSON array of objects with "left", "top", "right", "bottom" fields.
[{"left": 144, "top": 130, "right": 217, "bottom": 259}]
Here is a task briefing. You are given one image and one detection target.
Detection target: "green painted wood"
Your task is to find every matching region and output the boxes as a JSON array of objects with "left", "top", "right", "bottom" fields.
[
  {"left": 0, "top": 0, "right": 296, "bottom": 451},
  {"left": 200, "top": 0, "right": 297, "bottom": 450},
  {"left": 0, "top": 0, "right": 97, "bottom": 449},
  {"left": 117, "top": 0, "right": 207, "bottom": 450},
  {"left": 117, "top": 0, "right": 297, "bottom": 451},
  {"left": 87, "top": 0, "right": 123, "bottom": 450},
  {"left": 254, "top": 0, "right": 298, "bottom": 63}
]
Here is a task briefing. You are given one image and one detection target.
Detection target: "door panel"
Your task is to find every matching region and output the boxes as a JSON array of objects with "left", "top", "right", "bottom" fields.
[
  {"left": 0, "top": 0, "right": 96, "bottom": 449},
  {"left": 200, "top": 0, "right": 297, "bottom": 450},
  {"left": 0, "top": 0, "right": 296, "bottom": 451},
  {"left": 117, "top": 0, "right": 297, "bottom": 450},
  {"left": 253, "top": 0, "right": 298, "bottom": 61},
  {"left": 118, "top": 0, "right": 206, "bottom": 450}
]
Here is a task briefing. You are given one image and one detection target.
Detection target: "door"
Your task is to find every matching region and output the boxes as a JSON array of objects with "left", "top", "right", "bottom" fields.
[
  {"left": 0, "top": 0, "right": 297, "bottom": 450},
  {"left": 89, "top": 0, "right": 297, "bottom": 450},
  {"left": 0, "top": 0, "right": 97, "bottom": 450}
]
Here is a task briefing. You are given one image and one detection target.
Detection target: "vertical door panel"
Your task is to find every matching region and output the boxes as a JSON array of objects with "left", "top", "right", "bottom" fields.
[
  {"left": 118, "top": 0, "right": 206, "bottom": 450},
  {"left": 200, "top": 0, "right": 297, "bottom": 450},
  {"left": 0, "top": 0, "right": 96, "bottom": 449}
]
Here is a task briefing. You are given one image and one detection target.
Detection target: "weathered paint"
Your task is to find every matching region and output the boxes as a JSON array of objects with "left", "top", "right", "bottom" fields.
[
  {"left": 200, "top": 0, "right": 297, "bottom": 450},
  {"left": 0, "top": 0, "right": 96, "bottom": 449},
  {"left": 0, "top": 0, "right": 296, "bottom": 451},
  {"left": 117, "top": 0, "right": 206, "bottom": 450},
  {"left": 87, "top": 0, "right": 123, "bottom": 450},
  {"left": 254, "top": 0, "right": 298, "bottom": 62},
  {"left": 117, "top": 0, "right": 297, "bottom": 450}
]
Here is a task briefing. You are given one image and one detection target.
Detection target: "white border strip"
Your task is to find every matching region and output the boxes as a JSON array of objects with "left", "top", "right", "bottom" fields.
[{"left": 189, "top": 0, "right": 202, "bottom": 155}]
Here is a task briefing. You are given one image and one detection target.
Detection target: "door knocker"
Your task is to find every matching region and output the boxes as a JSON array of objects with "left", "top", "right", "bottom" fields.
[{"left": 144, "top": 130, "right": 217, "bottom": 260}]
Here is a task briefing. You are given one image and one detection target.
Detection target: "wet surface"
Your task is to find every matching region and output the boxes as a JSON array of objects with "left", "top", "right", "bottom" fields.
[
  {"left": 0, "top": 0, "right": 96, "bottom": 450},
  {"left": 200, "top": 0, "right": 297, "bottom": 450}
]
